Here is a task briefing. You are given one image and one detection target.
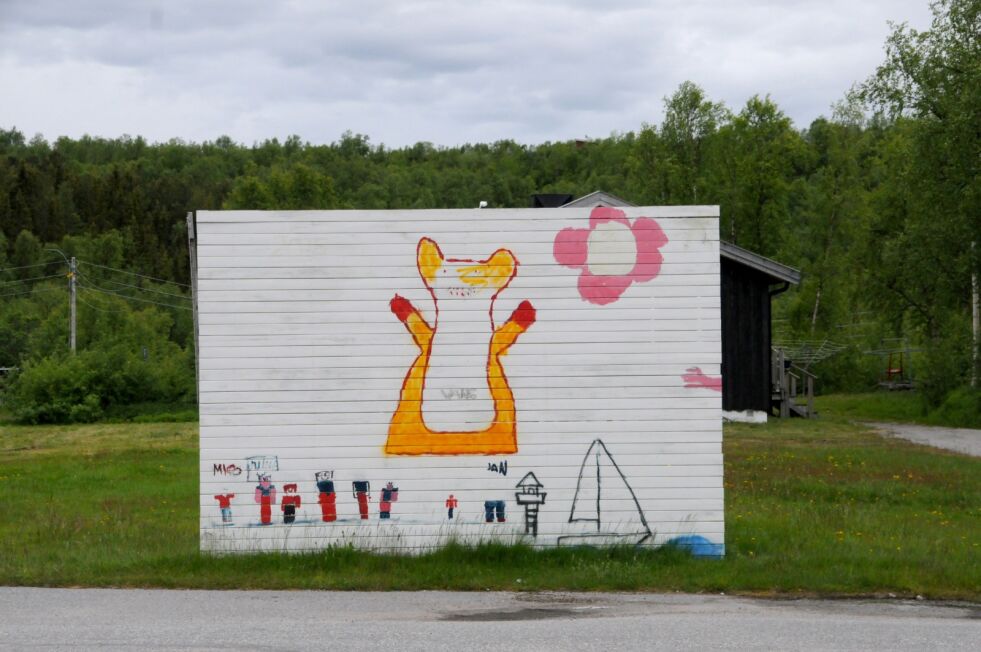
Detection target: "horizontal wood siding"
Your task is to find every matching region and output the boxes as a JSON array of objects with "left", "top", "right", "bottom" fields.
[
  {"left": 197, "top": 208, "right": 724, "bottom": 553},
  {"left": 721, "top": 259, "right": 772, "bottom": 412}
]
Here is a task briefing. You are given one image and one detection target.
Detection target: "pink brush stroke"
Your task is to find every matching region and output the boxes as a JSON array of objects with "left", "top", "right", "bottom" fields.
[
  {"left": 682, "top": 367, "right": 722, "bottom": 392},
  {"left": 553, "top": 207, "right": 668, "bottom": 305}
]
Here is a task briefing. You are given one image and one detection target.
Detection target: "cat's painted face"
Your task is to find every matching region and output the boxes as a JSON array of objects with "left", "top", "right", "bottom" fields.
[{"left": 416, "top": 237, "right": 517, "bottom": 298}]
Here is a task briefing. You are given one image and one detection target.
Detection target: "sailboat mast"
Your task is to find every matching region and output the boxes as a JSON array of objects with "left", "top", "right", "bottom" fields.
[{"left": 595, "top": 449, "right": 601, "bottom": 532}]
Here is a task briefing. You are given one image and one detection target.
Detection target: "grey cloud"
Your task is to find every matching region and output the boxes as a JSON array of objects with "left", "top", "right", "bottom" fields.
[{"left": 0, "top": 0, "right": 936, "bottom": 147}]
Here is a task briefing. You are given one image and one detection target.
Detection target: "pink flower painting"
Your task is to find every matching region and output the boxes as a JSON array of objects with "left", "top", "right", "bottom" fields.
[{"left": 553, "top": 207, "right": 669, "bottom": 305}]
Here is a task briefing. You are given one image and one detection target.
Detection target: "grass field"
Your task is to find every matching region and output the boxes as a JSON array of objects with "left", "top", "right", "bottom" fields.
[
  {"left": 0, "top": 413, "right": 978, "bottom": 598},
  {"left": 816, "top": 390, "right": 981, "bottom": 429}
]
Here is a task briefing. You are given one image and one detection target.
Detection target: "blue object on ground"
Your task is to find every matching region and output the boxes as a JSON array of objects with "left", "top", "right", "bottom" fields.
[{"left": 665, "top": 535, "right": 725, "bottom": 558}]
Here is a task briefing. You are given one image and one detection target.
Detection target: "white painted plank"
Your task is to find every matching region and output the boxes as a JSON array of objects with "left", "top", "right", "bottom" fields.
[
  {"left": 197, "top": 330, "right": 711, "bottom": 346},
  {"left": 197, "top": 341, "right": 719, "bottom": 359},
  {"left": 195, "top": 231, "right": 719, "bottom": 247},
  {"left": 198, "top": 374, "right": 720, "bottom": 393},
  {"left": 196, "top": 354, "right": 720, "bottom": 371},
  {"left": 198, "top": 385, "right": 721, "bottom": 404},
  {"left": 201, "top": 438, "right": 721, "bottom": 458},
  {"left": 200, "top": 332, "right": 721, "bottom": 350},
  {"left": 198, "top": 430, "right": 721, "bottom": 449},
  {"left": 195, "top": 290, "right": 721, "bottom": 309},
  {"left": 194, "top": 518, "right": 726, "bottom": 537},
  {"left": 193, "top": 297, "right": 716, "bottom": 314},
  {"left": 198, "top": 280, "right": 722, "bottom": 299},
  {"left": 198, "top": 396, "right": 721, "bottom": 416},
  {"left": 197, "top": 208, "right": 719, "bottom": 222},
  {"left": 198, "top": 364, "right": 720, "bottom": 381},
  {"left": 195, "top": 247, "right": 718, "bottom": 265},
  {"left": 199, "top": 419, "right": 720, "bottom": 437},
  {"left": 198, "top": 409, "right": 720, "bottom": 427},
  {"left": 196, "top": 313, "right": 711, "bottom": 329},
  {"left": 198, "top": 272, "right": 721, "bottom": 288},
  {"left": 197, "top": 257, "right": 720, "bottom": 273}
]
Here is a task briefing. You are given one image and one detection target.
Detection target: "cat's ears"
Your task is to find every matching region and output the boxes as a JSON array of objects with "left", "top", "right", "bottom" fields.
[
  {"left": 480, "top": 249, "right": 517, "bottom": 289},
  {"left": 417, "top": 237, "right": 444, "bottom": 284},
  {"left": 417, "top": 237, "right": 517, "bottom": 290}
]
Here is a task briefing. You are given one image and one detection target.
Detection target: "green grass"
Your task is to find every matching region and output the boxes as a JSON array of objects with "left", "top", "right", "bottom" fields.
[
  {"left": 817, "top": 389, "right": 981, "bottom": 428},
  {"left": 0, "top": 414, "right": 978, "bottom": 598},
  {"left": 101, "top": 401, "right": 198, "bottom": 423}
]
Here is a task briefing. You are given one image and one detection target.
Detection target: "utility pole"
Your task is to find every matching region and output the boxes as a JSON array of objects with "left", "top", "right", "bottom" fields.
[{"left": 69, "top": 256, "right": 77, "bottom": 354}]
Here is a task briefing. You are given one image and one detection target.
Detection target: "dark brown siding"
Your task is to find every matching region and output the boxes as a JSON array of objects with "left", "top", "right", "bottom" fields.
[{"left": 721, "top": 258, "right": 772, "bottom": 413}]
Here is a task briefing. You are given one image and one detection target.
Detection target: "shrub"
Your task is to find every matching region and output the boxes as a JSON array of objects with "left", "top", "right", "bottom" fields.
[
  {"left": 930, "top": 386, "right": 981, "bottom": 429},
  {"left": 6, "top": 344, "right": 195, "bottom": 424}
]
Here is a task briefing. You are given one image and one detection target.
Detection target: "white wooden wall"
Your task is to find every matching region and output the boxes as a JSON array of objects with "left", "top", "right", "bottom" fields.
[{"left": 197, "top": 207, "right": 724, "bottom": 555}]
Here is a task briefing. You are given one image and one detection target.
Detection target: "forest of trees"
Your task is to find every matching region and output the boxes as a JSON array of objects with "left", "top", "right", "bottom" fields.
[{"left": 0, "top": 0, "right": 977, "bottom": 423}]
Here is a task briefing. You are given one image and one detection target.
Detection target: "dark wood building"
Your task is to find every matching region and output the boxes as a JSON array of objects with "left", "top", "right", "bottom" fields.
[
  {"left": 557, "top": 191, "right": 802, "bottom": 420},
  {"left": 718, "top": 241, "right": 800, "bottom": 417}
]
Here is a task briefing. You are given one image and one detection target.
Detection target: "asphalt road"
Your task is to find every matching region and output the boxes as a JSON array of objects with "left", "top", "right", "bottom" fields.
[
  {"left": 869, "top": 421, "right": 981, "bottom": 457},
  {"left": 1, "top": 588, "right": 978, "bottom": 651}
]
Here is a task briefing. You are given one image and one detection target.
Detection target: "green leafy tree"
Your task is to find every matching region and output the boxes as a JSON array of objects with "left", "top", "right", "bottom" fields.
[
  {"left": 857, "top": 0, "right": 980, "bottom": 399},
  {"left": 659, "top": 82, "right": 729, "bottom": 203},
  {"left": 705, "top": 95, "right": 806, "bottom": 256},
  {"left": 10, "top": 229, "right": 44, "bottom": 279}
]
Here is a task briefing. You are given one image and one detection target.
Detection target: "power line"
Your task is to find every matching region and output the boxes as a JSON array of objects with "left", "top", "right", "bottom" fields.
[
  {"left": 78, "top": 284, "right": 192, "bottom": 311},
  {"left": 0, "top": 287, "right": 40, "bottom": 299},
  {"left": 79, "top": 273, "right": 190, "bottom": 301},
  {"left": 76, "top": 260, "right": 191, "bottom": 288},
  {"left": 77, "top": 275, "right": 191, "bottom": 307},
  {"left": 0, "top": 261, "right": 62, "bottom": 274},
  {"left": 76, "top": 293, "right": 132, "bottom": 313},
  {"left": 0, "top": 273, "right": 66, "bottom": 287},
  {"left": 0, "top": 287, "right": 64, "bottom": 300}
]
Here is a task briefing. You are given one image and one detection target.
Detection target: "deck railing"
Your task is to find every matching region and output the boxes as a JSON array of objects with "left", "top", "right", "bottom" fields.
[{"left": 772, "top": 348, "right": 816, "bottom": 418}]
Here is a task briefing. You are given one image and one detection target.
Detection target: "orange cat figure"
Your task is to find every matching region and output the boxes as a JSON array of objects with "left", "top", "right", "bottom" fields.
[{"left": 386, "top": 237, "right": 536, "bottom": 456}]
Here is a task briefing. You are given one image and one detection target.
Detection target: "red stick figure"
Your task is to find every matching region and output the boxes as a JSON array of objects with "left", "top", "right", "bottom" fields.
[
  {"left": 352, "top": 480, "right": 370, "bottom": 520},
  {"left": 280, "top": 483, "right": 301, "bottom": 524},
  {"left": 213, "top": 493, "right": 235, "bottom": 525},
  {"left": 445, "top": 494, "right": 458, "bottom": 520},
  {"left": 254, "top": 475, "right": 277, "bottom": 525},
  {"left": 316, "top": 477, "right": 337, "bottom": 522}
]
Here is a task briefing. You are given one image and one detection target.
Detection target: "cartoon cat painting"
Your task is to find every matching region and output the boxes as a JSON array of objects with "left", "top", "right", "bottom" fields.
[{"left": 386, "top": 237, "right": 536, "bottom": 455}]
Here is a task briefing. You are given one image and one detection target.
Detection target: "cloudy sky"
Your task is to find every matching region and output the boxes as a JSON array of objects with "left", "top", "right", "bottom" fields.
[{"left": 0, "top": 0, "right": 933, "bottom": 148}]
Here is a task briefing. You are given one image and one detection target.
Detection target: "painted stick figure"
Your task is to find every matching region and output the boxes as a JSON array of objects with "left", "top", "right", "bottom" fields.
[
  {"left": 379, "top": 482, "right": 399, "bottom": 519},
  {"left": 254, "top": 475, "right": 277, "bottom": 525},
  {"left": 445, "top": 494, "right": 458, "bottom": 520},
  {"left": 316, "top": 474, "right": 337, "bottom": 522},
  {"left": 213, "top": 493, "right": 235, "bottom": 525},
  {"left": 281, "top": 483, "right": 301, "bottom": 524},
  {"left": 352, "top": 480, "right": 371, "bottom": 520}
]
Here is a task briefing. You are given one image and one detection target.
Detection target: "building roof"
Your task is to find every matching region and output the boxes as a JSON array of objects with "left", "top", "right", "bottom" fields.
[
  {"left": 516, "top": 471, "right": 544, "bottom": 489},
  {"left": 720, "top": 241, "right": 801, "bottom": 285},
  {"left": 561, "top": 190, "right": 801, "bottom": 286},
  {"left": 531, "top": 193, "right": 574, "bottom": 208},
  {"left": 561, "top": 190, "right": 637, "bottom": 208}
]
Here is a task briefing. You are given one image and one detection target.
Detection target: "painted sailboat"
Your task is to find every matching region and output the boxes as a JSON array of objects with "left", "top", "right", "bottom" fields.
[{"left": 557, "top": 439, "right": 653, "bottom": 546}]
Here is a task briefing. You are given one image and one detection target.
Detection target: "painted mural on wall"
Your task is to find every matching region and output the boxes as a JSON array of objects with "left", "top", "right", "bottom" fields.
[
  {"left": 196, "top": 206, "right": 724, "bottom": 555},
  {"left": 553, "top": 207, "right": 668, "bottom": 305},
  {"left": 387, "top": 237, "right": 535, "bottom": 455}
]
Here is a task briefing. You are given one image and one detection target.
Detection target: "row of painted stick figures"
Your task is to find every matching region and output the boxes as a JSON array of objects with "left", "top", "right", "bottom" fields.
[
  {"left": 214, "top": 475, "right": 401, "bottom": 525},
  {"left": 212, "top": 475, "right": 513, "bottom": 526}
]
